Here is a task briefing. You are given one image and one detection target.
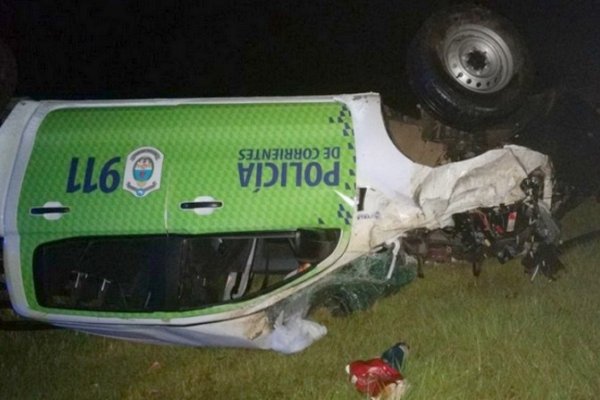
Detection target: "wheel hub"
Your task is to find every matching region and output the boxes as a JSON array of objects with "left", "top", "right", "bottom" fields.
[{"left": 443, "top": 24, "right": 514, "bottom": 93}]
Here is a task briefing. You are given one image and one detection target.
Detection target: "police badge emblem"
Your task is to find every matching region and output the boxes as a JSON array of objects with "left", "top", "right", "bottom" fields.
[{"left": 123, "top": 147, "right": 164, "bottom": 197}]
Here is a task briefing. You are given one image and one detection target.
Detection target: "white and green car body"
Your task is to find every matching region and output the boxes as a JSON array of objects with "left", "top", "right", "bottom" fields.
[{"left": 0, "top": 93, "right": 552, "bottom": 352}]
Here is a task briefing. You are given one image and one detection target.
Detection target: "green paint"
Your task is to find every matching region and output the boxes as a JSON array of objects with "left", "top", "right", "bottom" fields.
[{"left": 17, "top": 101, "right": 356, "bottom": 317}]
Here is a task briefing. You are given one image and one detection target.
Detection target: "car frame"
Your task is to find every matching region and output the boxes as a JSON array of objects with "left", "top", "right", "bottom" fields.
[{"left": 0, "top": 92, "right": 555, "bottom": 352}]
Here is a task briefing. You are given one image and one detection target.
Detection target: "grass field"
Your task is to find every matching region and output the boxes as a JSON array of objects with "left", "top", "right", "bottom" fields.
[{"left": 1, "top": 199, "right": 599, "bottom": 399}]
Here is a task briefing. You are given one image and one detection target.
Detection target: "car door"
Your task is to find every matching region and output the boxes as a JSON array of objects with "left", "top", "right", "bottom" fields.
[
  {"left": 164, "top": 101, "right": 356, "bottom": 234},
  {"left": 15, "top": 99, "right": 356, "bottom": 315}
]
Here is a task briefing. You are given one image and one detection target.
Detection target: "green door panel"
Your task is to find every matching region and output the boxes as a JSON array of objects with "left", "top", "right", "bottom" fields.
[
  {"left": 19, "top": 102, "right": 356, "bottom": 236},
  {"left": 17, "top": 100, "right": 356, "bottom": 313}
]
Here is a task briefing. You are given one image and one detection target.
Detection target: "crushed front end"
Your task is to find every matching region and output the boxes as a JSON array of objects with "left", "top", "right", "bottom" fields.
[{"left": 402, "top": 170, "right": 563, "bottom": 280}]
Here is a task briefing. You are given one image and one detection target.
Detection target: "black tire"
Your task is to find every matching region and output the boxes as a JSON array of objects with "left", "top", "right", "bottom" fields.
[
  {"left": 0, "top": 40, "right": 17, "bottom": 111},
  {"left": 407, "top": 5, "right": 533, "bottom": 130}
]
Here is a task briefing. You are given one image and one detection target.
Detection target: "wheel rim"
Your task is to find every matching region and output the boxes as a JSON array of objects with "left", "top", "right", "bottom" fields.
[{"left": 442, "top": 24, "right": 514, "bottom": 94}]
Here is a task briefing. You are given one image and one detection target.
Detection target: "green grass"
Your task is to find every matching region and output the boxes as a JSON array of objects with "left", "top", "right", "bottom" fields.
[{"left": 1, "top": 200, "right": 599, "bottom": 399}]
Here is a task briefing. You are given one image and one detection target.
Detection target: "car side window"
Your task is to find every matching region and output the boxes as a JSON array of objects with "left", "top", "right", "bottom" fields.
[{"left": 33, "top": 229, "right": 340, "bottom": 312}]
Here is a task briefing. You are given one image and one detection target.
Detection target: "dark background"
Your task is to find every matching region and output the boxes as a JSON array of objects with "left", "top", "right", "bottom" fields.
[{"left": 2, "top": 0, "right": 600, "bottom": 109}]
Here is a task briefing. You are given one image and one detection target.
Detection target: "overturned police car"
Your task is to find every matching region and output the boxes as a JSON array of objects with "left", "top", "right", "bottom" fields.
[{"left": 0, "top": 5, "right": 595, "bottom": 352}]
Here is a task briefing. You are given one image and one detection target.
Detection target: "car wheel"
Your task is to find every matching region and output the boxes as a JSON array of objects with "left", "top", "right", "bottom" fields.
[
  {"left": 407, "top": 5, "right": 533, "bottom": 130},
  {"left": 0, "top": 40, "right": 17, "bottom": 111}
]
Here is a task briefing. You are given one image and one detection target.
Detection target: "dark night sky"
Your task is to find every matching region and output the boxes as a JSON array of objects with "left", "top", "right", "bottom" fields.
[{"left": 2, "top": 0, "right": 600, "bottom": 108}]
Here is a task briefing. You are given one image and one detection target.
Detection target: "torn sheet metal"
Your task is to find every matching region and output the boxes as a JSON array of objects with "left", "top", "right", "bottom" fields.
[
  {"left": 355, "top": 145, "right": 551, "bottom": 248},
  {"left": 340, "top": 94, "right": 552, "bottom": 249}
]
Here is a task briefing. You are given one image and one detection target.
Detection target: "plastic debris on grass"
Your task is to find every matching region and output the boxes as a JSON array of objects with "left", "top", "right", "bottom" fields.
[
  {"left": 346, "top": 342, "right": 409, "bottom": 399},
  {"left": 264, "top": 311, "right": 328, "bottom": 354}
]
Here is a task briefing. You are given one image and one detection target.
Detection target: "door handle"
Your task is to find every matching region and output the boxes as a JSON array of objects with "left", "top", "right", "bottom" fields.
[
  {"left": 30, "top": 206, "right": 70, "bottom": 215},
  {"left": 30, "top": 201, "right": 70, "bottom": 220},
  {"left": 180, "top": 196, "right": 223, "bottom": 215},
  {"left": 180, "top": 201, "right": 223, "bottom": 210}
]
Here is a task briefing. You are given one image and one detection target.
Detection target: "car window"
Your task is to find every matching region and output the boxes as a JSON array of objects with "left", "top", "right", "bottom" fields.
[{"left": 33, "top": 229, "right": 340, "bottom": 312}]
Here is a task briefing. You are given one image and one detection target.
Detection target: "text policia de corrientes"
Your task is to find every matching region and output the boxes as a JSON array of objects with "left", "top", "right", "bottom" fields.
[{"left": 238, "top": 146, "right": 341, "bottom": 188}]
